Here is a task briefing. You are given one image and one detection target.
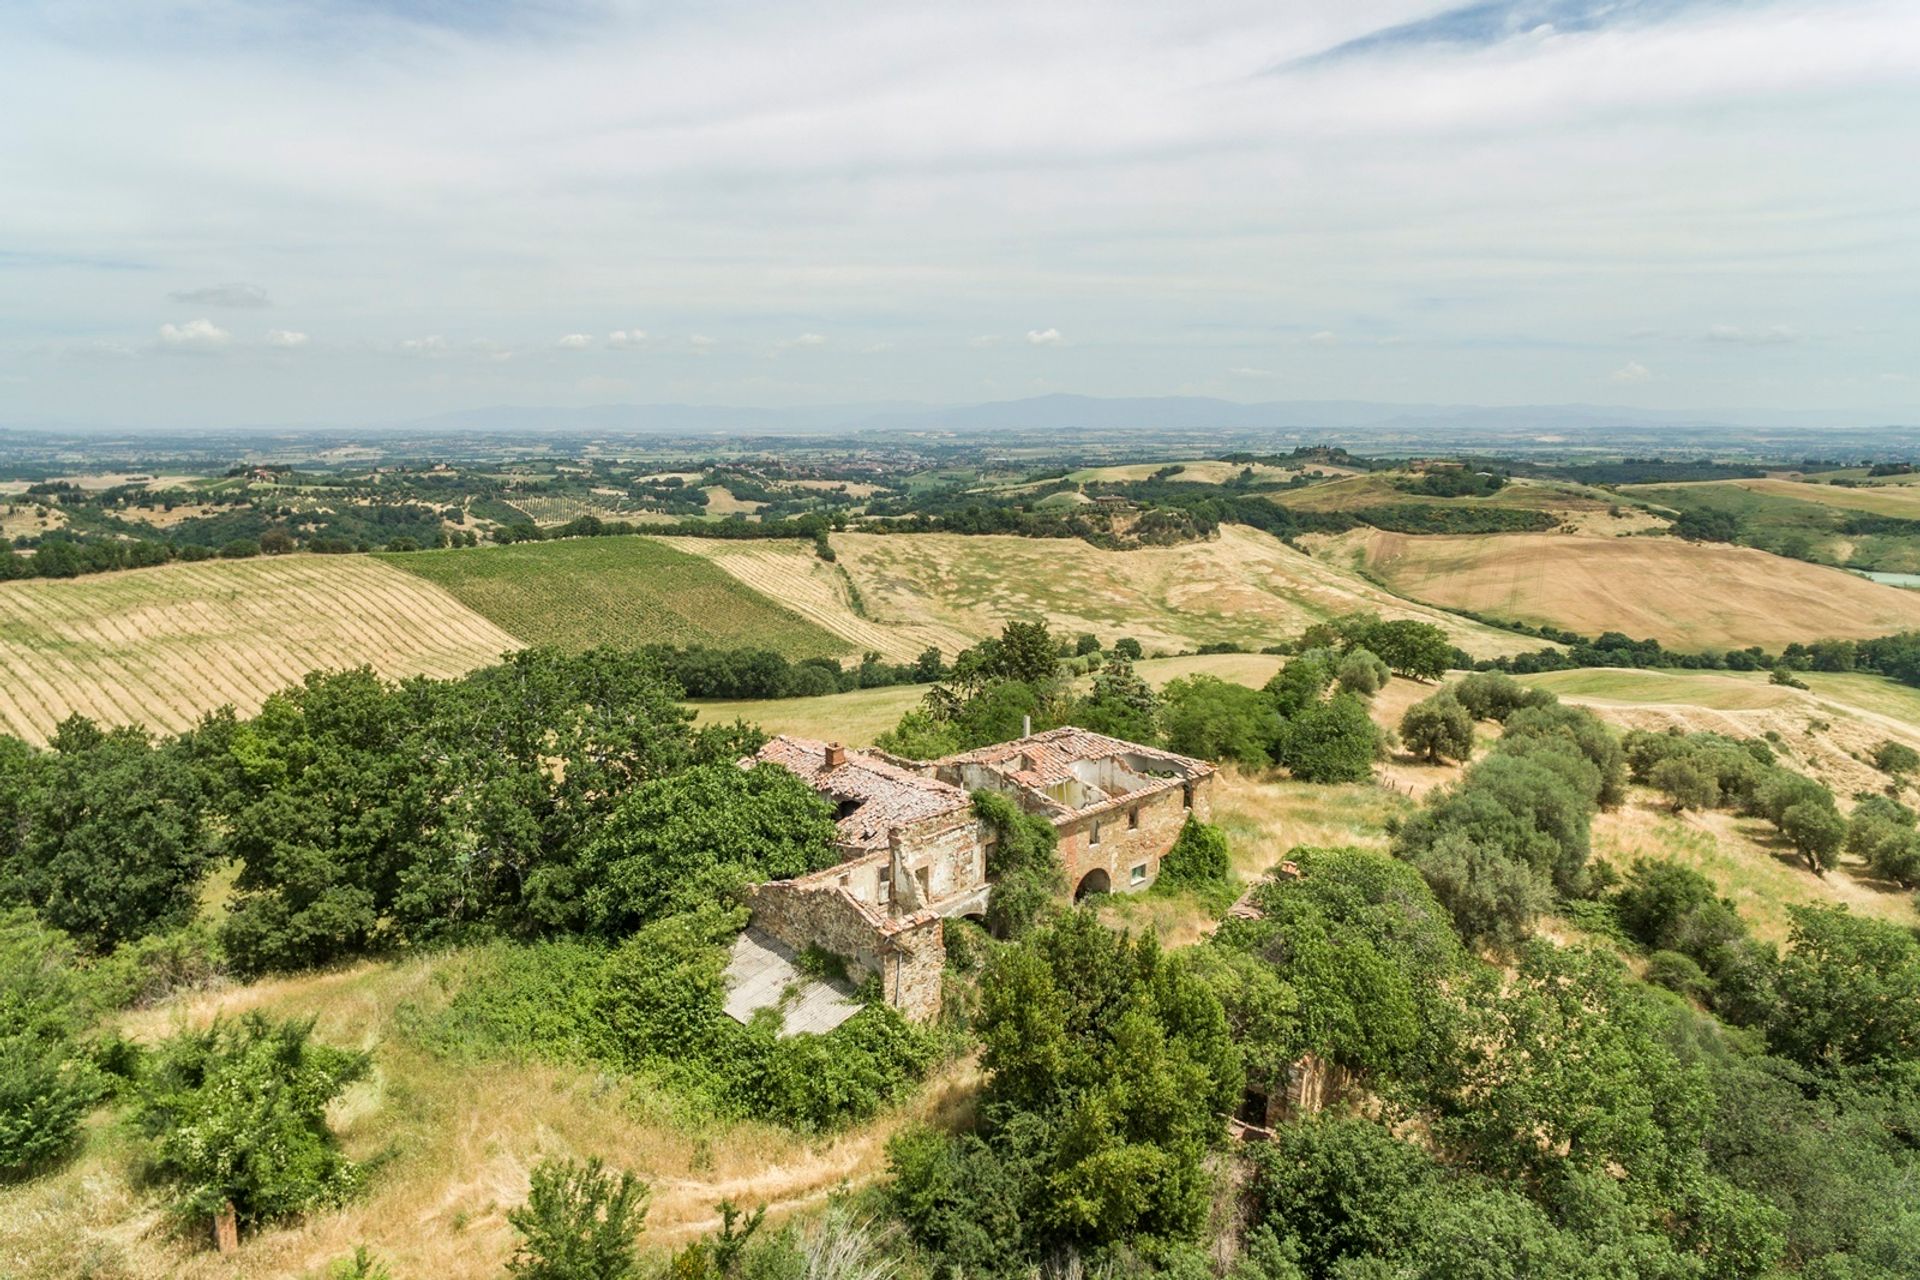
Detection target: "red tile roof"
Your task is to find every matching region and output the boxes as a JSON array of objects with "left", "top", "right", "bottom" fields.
[{"left": 751, "top": 735, "right": 972, "bottom": 850}]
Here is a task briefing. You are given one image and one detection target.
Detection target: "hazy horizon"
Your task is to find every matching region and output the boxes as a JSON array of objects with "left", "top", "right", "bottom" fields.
[{"left": 4, "top": 0, "right": 1918, "bottom": 429}]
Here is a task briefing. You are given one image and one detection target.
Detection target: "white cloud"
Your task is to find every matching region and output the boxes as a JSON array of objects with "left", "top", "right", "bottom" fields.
[
  {"left": 776, "top": 332, "right": 827, "bottom": 351},
  {"left": 1704, "top": 324, "right": 1799, "bottom": 345},
  {"left": 1307, "top": 330, "right": 1338, "bottom": 345},
  {"left": 1026, "top": 328, "right": 1063, "bottom": 346},
  {"left": 688, "top": 334, "right": 716, "bottom": 354},
  {"left": 168, "top": 283, "right": 270, "bottom": 308},
  {"left": 606, "top": 329, "right": 647, "bottom": 349},
  {"left": 555, "top": 332, "right": 595, "bottom": 350},
  {"left": 399, "top": 335, "right": 448, "bottom": 354},
  {"left": 7, "top": 1, "right": 1920, "bottom": 423},
  {"left": 968, "top": 335, "right": 1003, "bottom": 349},
  {"left": 266, "top": 329, "right": 308, "bottom": 348},
  {"left": 1229, "top": 366, "right": 1275, "bottom": 378},
  {"left": 156, "top": 318, "right": 231, "bottom": 350},
  {"left": 1611, "top": 360, "right": 1653, "bottom": 383}
]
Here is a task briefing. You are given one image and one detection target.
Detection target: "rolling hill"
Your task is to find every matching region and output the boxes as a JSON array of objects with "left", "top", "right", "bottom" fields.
[
  {"left": 675, "top": 525, "right": 1541, "bottom": 662},
  {"left": 1348, "top": 529, "right": 1920, "bottom": 650},
  {"left": 0, "top": 556, "right": 519, "bottom": 744}
]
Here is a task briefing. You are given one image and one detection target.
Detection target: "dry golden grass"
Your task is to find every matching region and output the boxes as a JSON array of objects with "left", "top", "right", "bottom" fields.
[
  {"left": 0, "top": 556, "right": 519, "bottom": 744},
  {"left": 1359, "top": 529, "right": 1920, "bottom": 650},
  {"left": 700, "top": 485, "right": 764, "bottom": 517},
  {"left": 826, "top": 526, "right": 1533, "bottom": 660},
  {"left": 1594, "top": 796, "right": 1920, "bottom": 943},
  {"left": 670, "top": 538, "right": 968, "bottom": 662},
  {"left": 1064, "top": 460, "right": 1330, "bottom": 485},
  {"left": 1521, "top": 666, "right": 1920, "bottom": 804},
  {"left": 0, "top": 502, "right": 66, "bottom": 540},
  {"left": 1695, "top": 477, "right": 1920, "bottom": 520},
  {"left": 0, "top": 956, "right": 977, "bottom": 1280}
]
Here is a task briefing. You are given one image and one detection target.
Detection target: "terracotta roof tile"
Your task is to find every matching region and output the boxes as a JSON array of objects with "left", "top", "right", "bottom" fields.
[{"left": 751, "top": 735, "right": 971, "bottom": 850}]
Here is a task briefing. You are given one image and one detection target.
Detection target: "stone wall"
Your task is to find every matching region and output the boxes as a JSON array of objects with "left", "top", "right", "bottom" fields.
[
  {"left": 1057, "top": 774, "right": 1214, "bottom": 898},
  {"left": 740, "top": 878, "right": 946, "bottom": 1022},
  {"left": 805, "top": 812, "right": 989, "bottom": 915}
]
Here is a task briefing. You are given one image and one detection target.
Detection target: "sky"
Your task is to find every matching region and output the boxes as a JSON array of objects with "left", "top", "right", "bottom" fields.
[{"left": 2, "top": 0, "right": 1918, "bottom": 428}]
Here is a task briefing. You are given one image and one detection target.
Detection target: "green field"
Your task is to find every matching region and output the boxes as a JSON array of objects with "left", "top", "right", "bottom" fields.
[
  {"left": 1520, "top": 668, "right": 1799, "bottom": 711},
  {"left": 1632, "top": 480, "right": 1920, "bottom": 573},
  {"left": 382, "top": 537, "right": 849, "bottom": 657}
]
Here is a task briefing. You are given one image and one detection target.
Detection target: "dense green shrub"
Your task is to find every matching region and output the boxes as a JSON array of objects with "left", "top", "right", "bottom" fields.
[
  {"left": 133, "top": 1013, "right": 371, "bottom": 1236},
  {"left": 578, "top": 764, "right": 839, "bottom": 936},
  {"left": 1279, "top": 692, "right": 1380, "bottom": 783},
  {"left": 0, "top": 717, "right": 212, "bottom": 954},
  {"left": 507, "top": 1156, "right": 648, "bottom": 1280},
  {"left": 0, "top": 911, "right": 99, "bottom": 1179},
  {"left": 892, "top": 911, "right": 1239, "bottom": 1273},
  {"left": 974, "top": 791, "right": 1064, "bottom": 938},
  {"left": 1200, "top": 849, "right": 1464, "bottom": 1093},
  {"left": 428, "top": 912, "right": 936, "bottom": 1131},
  {"left": 1156, "top": 815, "right": 1230, "bottom": 888},
  {"left": 1650, "top": 755, "right": 1720, "bottom": 811},
  {"left": 1161, "top": 674, "right": 1282, "bottom": 767},
  {"left": 1334, "top": 648, "right": 1389, "bottom": 697},
  {"left": 1068, "top": 653, "right": 1161, "bottom": 743},
  {"left": 1767, "top": 906, "right": 1920, "bottom": 1070},
  {"left": 1399, "top": 690, "right": 1474, "bottom": 764}
]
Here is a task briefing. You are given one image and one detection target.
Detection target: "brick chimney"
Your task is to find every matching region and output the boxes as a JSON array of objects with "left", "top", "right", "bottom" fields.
[{"left": 824, "top": 742, "right": 847, "bottom": 769}]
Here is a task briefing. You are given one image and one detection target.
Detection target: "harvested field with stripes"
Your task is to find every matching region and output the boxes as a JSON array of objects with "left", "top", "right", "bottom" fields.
[{"left": 0, "top": 556, "right": 519, "bottom": 744}]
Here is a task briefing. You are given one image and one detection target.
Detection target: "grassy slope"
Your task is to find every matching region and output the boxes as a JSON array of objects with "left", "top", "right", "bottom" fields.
[
  {"left": 826, "top": 525, "right": 1536, "bottom": 660},
  {"left": 0, "top": 953, "right": 979, "bottom": 1280},
  {"left": 1358, "top": 529, "right": 1920, "bottom": 650},
  {"left": 1524, "top": 665, "right": 1920, "bottom": 938},
  {"left": 382, "top": 537, "right": 849, "bottom": 659},
  {"left": 1630, "top": 479, "right": 1920, "bottom": 573},
  {"left": 0, "top": 556, "right": 520, "bottom": 744}
]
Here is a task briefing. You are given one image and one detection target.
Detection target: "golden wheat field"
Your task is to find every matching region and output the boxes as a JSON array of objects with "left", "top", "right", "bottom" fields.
[
  {"left": 1355, "top": 528, "right": 1920, "bottom": 649},
  {"left": 0, "top": 556, "right": 518, "bottom": 744}
]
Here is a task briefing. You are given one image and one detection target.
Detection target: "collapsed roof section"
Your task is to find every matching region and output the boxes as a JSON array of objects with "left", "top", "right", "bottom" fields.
[
  {"left": 750, "top": 735, "right": 972, "bottom": 853},
  {"left": 932, "top": 725, "right": 1214, "bottom": 821}
]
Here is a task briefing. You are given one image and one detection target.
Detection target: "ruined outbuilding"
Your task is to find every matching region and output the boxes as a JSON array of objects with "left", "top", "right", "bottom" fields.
[{"left": 731, "top": 728, "right": 1216, "bottom": 1024}]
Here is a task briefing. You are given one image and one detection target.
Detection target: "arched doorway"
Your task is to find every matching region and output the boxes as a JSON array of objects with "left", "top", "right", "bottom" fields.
[{"left": 1074, "top": 867, "right": 1111, "bottom": 902}]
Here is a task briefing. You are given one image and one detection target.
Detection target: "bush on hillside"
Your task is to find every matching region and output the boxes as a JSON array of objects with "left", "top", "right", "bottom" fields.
[
  {"left": 507, "top": 1156, "right": 648, "bottom": 1280},
  {"left": 133, "top": 1013, "right": 371, "bottom": 1237},
  {"left": 1400, "top": 690, "right": 1474, "bottom": 764}
]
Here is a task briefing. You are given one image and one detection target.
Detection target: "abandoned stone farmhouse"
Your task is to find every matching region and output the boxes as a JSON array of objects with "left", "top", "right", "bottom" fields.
[{"left": 731, "top": 727, "right": 1215, "bottom": 1025}]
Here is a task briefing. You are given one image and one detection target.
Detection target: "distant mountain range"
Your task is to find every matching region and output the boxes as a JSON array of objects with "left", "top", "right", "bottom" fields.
[{"left": 394, "top": 394, "right": 1914, "bottom": 439}]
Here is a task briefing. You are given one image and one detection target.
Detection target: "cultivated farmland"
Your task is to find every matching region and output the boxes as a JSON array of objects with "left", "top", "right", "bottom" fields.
[
  {"left": 0, "top": 556, "right": 518, "bottom": 744},
  {"left": 384, "top": 536, "right": 849, "bottom": 658},
  {"left": 1354, "top": 529, "right": 1920, "bottom": 649}
]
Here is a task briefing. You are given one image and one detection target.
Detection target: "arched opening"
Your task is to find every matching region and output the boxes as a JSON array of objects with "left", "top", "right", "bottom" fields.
[{"left": 1074, "top": 867, "right": 1112, "bottom": 902}]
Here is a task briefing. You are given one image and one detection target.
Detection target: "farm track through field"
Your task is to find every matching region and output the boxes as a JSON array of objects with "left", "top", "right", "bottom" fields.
[{"left": 0, "top": 557, "right": 520, "bottom": 743}]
